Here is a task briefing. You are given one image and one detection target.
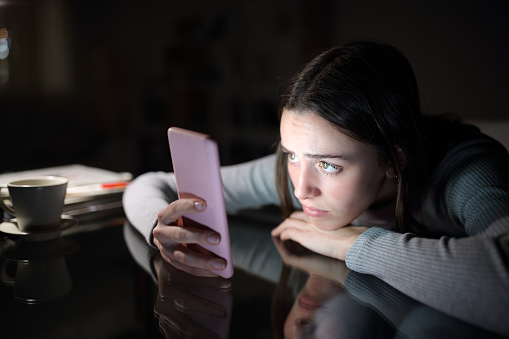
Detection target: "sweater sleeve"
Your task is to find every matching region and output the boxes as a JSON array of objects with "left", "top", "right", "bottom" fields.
[
  {"left": 122, "top": 171, "right": 178, "bottom": 245},
  {"left": 122, "top": 154, "right": 281, "bottom": 246},
  {"left": 346, "top": 225, "right": 509, "bottom": 336},
  {"left": 345, "top": 138, "right": 509, "bottom": 336}
]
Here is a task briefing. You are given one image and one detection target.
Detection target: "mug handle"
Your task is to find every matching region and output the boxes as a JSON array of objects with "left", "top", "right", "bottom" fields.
[
  {"left": 0, "top": 185, "right": 16, "bottom": 216},
  {"left": 0, "top": 261, "right": 16, "bottom": 287}
]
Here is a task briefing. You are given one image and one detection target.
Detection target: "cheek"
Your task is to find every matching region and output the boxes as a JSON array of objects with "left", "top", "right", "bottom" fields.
[
  {"left": 326, "top": 181, "right": 360, "bottom": 206},
  {"left": 287, "top": 164, "right": 299, "bottom": 186},
  {"left": 327, "top": 173, "right": 383, "bottom": 206},
  {"left": 347, "top": 171, "right": 387, "bottom": 207}
]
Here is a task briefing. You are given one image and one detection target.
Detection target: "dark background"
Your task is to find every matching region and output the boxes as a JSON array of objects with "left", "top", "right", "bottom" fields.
[{"left": 1, "top": 0, "right": 508, "bottom": 177}]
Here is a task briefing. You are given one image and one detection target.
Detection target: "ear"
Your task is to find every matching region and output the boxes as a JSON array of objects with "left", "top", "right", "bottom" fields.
[{"left": 386, "top": 146, "right": 407, "bottom": 179}]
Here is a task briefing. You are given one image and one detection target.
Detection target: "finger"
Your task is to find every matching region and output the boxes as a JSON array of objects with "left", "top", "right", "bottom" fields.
[
  {"left": 276, "top": 227, "right": 316, "bottom": 250},
  {"left": 278, "top": 227, "right": 341, "bottom": 259},
  {"left": 174, "top": 293, "right": 227, "bottom": 319},
  {"left": 176, "top": 274, "right": 232, "bottom": 291},
  {"left": 289, "top": 210, "right": 309, "bottom": 221},
  {"left": 171, "top": 245, "right": 227, "bottom": 272},
  {"left": 164, "top": 258, "right": 222, "bottom": 278},
  {"left": 154, "top": 238, "right": 218, "bottom": 277},
  {"left": 271, "top": 216, "right": 308, "bottom": 237},
  {"left": 158, "top": 313, "right": 219, "bottom": 339},
  {"left": 153, "top": 223, "right": 221, "bottom": 247},
  {"left": 278, "top": 227, "right": 303, "bottom": 242},
  {"left": 158, "top": 199, "right": 206, "bottom": 225},
  {"left": 159, "top": 244, "right": 227, "bottom": 277}
]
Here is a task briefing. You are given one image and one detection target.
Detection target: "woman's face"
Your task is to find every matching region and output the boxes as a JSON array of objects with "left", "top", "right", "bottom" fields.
[
  {"left": 283, "top": 275, "right": 345, "bottom": 338},
  {"left": 280, "top": 109, "right": 395, "bottom": 231},
  {"left": 284, "top": 275, "right": 383, "bottom": 339}
]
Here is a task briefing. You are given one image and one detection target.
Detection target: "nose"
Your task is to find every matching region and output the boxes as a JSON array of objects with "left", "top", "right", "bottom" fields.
[
  {"left": 293, "top": 166, "right": 320, "bottom": 200},
  {"left": 293, "top": 318, "right": 315, "bottom": 336}
]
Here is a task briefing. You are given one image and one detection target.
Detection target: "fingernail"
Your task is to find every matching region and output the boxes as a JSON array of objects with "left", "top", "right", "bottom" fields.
[
  {"left": 194, "top": 201, "right": 206, "bottom": 210},
  {"left": 212, "top": 260, "right": 226, "bottom": 270},
  {"left": 208, "top": 233, "right": 220, "bottom": 244},
  {"left": 210, "top": 305, "right": 227, "bottom": 318},
  {"left": 174, "top": 298, "right": 184, "bottom": 309},
  {"left": 218, "top": 280, "right": 232, "bottom": 290}
]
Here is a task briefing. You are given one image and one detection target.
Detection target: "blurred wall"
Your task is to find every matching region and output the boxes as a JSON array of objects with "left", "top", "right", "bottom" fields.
[
  {"left": 331, "top": 0, "right": 509, "bottom": 120},
  {"left": 0, "top": 0, "right": 507, "bottom": 176}
]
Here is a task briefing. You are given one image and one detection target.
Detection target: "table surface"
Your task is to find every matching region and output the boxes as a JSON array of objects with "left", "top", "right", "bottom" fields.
[{"left": 0, "top": 211, "right": 506, "bottom": 339}]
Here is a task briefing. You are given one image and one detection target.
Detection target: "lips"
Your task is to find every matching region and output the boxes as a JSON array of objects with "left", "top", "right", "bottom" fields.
[
  {"left": 302, "top": 205, "right": 329, "bottom": 217},
  {"left": 298, "top": 296, "right": 323, "bottom": 311}
]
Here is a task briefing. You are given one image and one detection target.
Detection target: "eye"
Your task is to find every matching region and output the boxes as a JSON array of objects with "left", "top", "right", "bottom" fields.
[
  {"left": 287, "top": 153, "right": 299, "bottom": 163},
  {"left": 318, "top": 161, "right": 341, "bottom": 174}
]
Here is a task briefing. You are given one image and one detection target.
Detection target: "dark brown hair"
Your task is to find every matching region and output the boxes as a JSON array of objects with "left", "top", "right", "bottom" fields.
[{"left": 276, "top": 40, "right": 427, "bottom": 233}]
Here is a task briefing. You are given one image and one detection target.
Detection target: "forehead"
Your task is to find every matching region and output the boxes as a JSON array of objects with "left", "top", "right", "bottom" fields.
[{"left": 280, "top": 109, "right": 366, "bottom": 154}]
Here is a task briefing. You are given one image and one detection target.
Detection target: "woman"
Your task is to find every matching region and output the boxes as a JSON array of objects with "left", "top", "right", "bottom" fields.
[{"left": 123, "top": 40, "right": 509, "bottom": 335}]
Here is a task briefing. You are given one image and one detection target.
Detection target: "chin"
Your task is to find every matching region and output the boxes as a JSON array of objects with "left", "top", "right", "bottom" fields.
[{"left": 311, "top": 218, "right": 349, "bottom": 232}]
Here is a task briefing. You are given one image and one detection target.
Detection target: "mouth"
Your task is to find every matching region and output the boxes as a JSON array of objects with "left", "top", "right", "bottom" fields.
[
  {"left": 302, "top": 205, "right": 329, "bottom": 217},
  {"left": 298, "top": 296, "right": 323, "bottom": 312}
]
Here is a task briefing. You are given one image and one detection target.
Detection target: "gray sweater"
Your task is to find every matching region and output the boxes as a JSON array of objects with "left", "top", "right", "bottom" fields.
[{"left": 122, "top": 135, "right": 509, "bottom": 336}]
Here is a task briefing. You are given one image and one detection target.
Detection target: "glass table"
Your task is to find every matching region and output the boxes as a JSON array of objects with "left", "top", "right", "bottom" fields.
[{"left": 0, "top": 212, "right": 506, "bottom": 338}]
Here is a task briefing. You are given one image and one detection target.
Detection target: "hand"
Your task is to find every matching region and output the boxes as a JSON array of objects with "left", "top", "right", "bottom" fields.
[
  {"left": 272, "top": 237, "right": 351, "bottom": 285},
  {"left": 153, "top": 198, "right": 227, "bottom": 277},
  {"left": 271, "top": 211, "right": 369, "bottom": 261},
  {"left": 153, "top": 254, "right": 232, "bottom": 338}
]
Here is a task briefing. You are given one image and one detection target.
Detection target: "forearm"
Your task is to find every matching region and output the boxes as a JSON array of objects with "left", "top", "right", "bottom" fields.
[
  {"left": 123, "top": 171, "right": 178, "bottom": 245},
  {"left": 221, "top": 154, "right": 281, "bottom": 213},
  {"left": 122, "top": 154, "right": 281, "bottom": 246},
  {"left": 123, "top": 221, "right": 159, "bottom": 282}
]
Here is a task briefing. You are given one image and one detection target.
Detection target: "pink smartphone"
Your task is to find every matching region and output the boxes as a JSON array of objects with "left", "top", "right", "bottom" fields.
[{"left": 168, "top": 127, "right": 234, "bottom": 278}]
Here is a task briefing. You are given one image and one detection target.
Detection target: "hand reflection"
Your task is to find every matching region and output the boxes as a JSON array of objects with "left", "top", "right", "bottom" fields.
[
  {"left": 273, "top": 238, "right": 392, "bottom": 339},
  {"left": 273, "top": 238, "right": 351, "bottom": 285},
  {"left": 153, "top": 254, "right": 233, "bottom": 339}
]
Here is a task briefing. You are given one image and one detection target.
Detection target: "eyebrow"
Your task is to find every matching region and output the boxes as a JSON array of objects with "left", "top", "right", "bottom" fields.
[{"left": 280, "top": 145, "right": 352, "bottom": 161}]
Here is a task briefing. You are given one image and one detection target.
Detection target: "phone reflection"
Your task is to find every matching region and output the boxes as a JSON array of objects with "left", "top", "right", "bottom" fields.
[{"left": 153, "top": 254, "right": 233, "bottom": 339}]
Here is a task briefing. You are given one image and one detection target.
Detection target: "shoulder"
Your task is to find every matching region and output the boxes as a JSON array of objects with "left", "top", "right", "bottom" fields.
[
  {"left": 431, "top": 134, "right": 509, "bottom": 235},
  {"left": 422, "top": 114, "right": 506, "bottom": 165},
  {"left": 420, "top": 116, "right": 509, "bottom": 235},
  {"left": 432, "top": 133, "right": 509, "bottom": 185},
  {"left": 422, "top": 114, "right": 509, "bottom": 180}
]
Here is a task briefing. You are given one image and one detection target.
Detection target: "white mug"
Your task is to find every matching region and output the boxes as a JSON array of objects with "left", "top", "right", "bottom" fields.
[{"left": 0, "top": 176, "right": 68, "bottom": 232}]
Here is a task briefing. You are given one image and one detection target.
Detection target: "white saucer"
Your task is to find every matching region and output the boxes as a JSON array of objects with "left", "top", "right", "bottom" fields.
[{"left": 0, "top": 215, "right": 78, "bottom": 240}]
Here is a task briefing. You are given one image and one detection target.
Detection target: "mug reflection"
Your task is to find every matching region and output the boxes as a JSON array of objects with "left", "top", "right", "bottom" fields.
[{"left": 0, "top": 237, "right": 78, "bottom": 303}]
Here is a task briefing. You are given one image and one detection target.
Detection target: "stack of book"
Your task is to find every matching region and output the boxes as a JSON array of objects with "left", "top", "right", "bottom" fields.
[{"left": 0, "top": 165, "right": 132, "bottom": 224}]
